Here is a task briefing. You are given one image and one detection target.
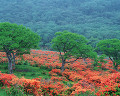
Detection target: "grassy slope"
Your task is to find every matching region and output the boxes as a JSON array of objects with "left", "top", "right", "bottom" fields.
[
  {"left": 0, "top": 62, "right": 52, "bottom": 96},
  {"left": 0, "top": 62, "right": 97, "bottom": 96},
  {"left": 0, "top": 62, "right": 51, "bottom": 79},
  {"left": 0, "top": 61, "right": 101, "bottom": 96},
  {"left": 0, "top": 87, "right": 6, "bottom": 96}
]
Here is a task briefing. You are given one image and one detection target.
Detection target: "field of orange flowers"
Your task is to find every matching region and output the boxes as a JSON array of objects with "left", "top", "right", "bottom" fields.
[{"left": 0, "top": 50, "right": 120, "bottom": 96}]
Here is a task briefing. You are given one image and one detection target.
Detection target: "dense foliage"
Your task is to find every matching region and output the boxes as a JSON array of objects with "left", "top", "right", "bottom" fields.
[
  {"left": 96, "top": 39, "right": 120, "bottom": 69},
  {"left": 0, "top": 22, "right": 40, "bottom": 74},
  {"left": 51, "top": 31, "right": 96, "bottom": 71},
  {"left": 0, "top": 0, "right": 120, "bottom": 48}
]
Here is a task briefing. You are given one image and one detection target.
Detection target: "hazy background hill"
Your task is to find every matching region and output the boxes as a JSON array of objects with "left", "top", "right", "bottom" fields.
[{"left": 0, "top": 0, "right": 120, "bottom": 48}]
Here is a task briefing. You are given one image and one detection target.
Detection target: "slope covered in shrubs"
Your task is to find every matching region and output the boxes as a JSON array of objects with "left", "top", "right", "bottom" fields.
[{"left": 0, "top": 50, "right": 120, "bottom": 96}]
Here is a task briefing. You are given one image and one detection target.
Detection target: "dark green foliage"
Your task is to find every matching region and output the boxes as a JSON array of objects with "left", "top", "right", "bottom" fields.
[
  {"left": 0, "top": 0, "right": 120, "bottom": 48},
  {"left": 115, "top": 86, "right": 120, "bottom": 95},
  {"left": 99, "top": 54, "right": 107, "bottom": 63},
  {"left": 93, "top": 54, "right": 107, "bottom": 68},
  {"left": 96, "top": 39, "right": 120, "bottom": 69},
  {"left": 0, "top": 22, "right": 40, "bottom": 51},
  {"left": 0, "top": 22, "right": 41, "bottom": 74},
  {"left": 51, "top": 31, "right": 96, "bottom": 71},
  {"left": 0, "top": 87, "right": 7, "bottom": 96},
  {"left": 52, "top": 31, "right": 96, "bottom": 58}
]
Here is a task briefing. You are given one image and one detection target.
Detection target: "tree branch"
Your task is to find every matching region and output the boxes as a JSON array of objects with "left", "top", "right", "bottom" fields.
[
  {"left": 109, "top": 56, "right": 113, "bottom": 62},
  {"left": 65, "top": 57, "right": 82, "bottom": 63}
]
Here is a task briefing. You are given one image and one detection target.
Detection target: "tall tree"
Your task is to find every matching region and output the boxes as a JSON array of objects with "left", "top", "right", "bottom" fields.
[
  {"left": 96, "top": 39, "right": 120, "bottom": 70},
  {"left": 51, "top": 31, "right": 96, "bottom": 72},
  {"left": 0, "top": 22, "right": 41, "bottom": 74}
]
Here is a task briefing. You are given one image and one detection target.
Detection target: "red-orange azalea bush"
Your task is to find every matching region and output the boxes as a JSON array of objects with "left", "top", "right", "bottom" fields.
[{"left": 0, "top": 50, "right": 120, "bottom": 96}]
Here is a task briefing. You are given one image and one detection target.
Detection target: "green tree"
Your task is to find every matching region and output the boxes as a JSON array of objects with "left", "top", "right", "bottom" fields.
[
  {"left": 96, "top": 39, "right": 120, "bottom": 70},
  {"left": 51, "top": 31, "right": 96, "bottom": 72},
  {"left": 0, "top": 22, "right": 41, "bottom": 74}
]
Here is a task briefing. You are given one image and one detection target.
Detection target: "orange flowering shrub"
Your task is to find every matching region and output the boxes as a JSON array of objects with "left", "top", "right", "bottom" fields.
[
  {"left": 51, "top": 69, "right": 61, "bottom": 75},
  {"left": 96, "top": 85, "right": 120, "bottom": 96},
  {"left": 40, "top": 81, "right": 69, "bottom": 96},
  {"left": 0, "top": 52, "right": 6, "bottom": 57},
  {"left": 118, "top": 65, "right": 120, "bottom": 71},
  {"left": 0, "top": 72, "right": 17, "bottom": 87},
  {"left": 96, "top": 73, "right": 120, "bottom": 96},
  {"left": 51, "top": 76, "right": 68, "bottom": 82},
  {"left": 17, "top": 77, "right": 42, "bottom": 95},
  {"left": 0, "top": 58, "right": 7, "bottom": 63},
  {"left": 71, "top": 86, "right": 87, "bottom": 95},
  {"left": 49, "top": 71, "right": 58, "bottom": 76},
  {"left": 0, "top": 49, "right": 120, "bottom": 96},
  {"left": 0, "top": 52, "right": 7, "bottom": 63},
  {"left": 0, "top": 72, "right": 70, "bottom": 96}
]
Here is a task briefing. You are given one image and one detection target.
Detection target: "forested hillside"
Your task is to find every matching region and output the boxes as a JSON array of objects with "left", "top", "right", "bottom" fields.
[{"left": 0, "top": 0, "right": 120, "bottom": 48}]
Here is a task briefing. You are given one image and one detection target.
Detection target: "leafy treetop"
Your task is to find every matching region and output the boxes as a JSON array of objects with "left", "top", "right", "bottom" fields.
[
  {"left": 0, "top": 22, "right": 41, "bottom": 73},
  {"left": 96, "top": 38, "right": 120, "bottom": 69},
  {"left": 0, "top": 22, "right": 40, "bottom": 53},
  {"left": 52, "top": 31, "right": 96, "bottom": 71}
]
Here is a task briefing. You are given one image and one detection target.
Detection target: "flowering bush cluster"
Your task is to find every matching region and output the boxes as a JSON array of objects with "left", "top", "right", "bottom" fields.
[
  {"left": 0, "top": 72, "right": 71, "bottom": 96},
  {"left": 0, "top": 52, "right": 7, "bottom": 63},
  {"left": 0, "top": 49, "right": 120, "bottom": 95}
]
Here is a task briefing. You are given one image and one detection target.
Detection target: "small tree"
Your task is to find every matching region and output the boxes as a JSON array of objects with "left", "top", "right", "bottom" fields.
[
  {"left": 51, "top": 31, "right": 96, "bottom": 72},
  {"left": 0, "top": 22, "right": 41, "bottom": 74},
  {"left": 96, "top": 39, "right": 120, "bottom": 70}
]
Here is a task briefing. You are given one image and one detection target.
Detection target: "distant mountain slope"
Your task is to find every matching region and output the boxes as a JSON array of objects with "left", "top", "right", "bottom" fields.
[{"left": 0, "top": 0, "right": 120, "bottom": 47}]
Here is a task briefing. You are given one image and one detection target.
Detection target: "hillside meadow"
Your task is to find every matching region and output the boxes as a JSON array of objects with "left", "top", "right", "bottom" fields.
[{"left": 0, "top": 49, "right": 120, "bottom": 96}]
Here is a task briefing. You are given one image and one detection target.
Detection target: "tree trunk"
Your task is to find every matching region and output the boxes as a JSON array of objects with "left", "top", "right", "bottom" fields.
[
  {"left": 12, "top": 53, "right": 15, "bottom": 69},
  {"left": 7, "top": 54, "right": 11, "bottom": 73},
  {"left": 6, "top": 52, "right": 13, "bottom": 74},
  {"left": 61, "top": 59, "right": 65, "bottom": 72}
]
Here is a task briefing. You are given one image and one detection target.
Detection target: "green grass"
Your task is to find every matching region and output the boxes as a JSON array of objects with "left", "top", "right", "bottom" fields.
[
  {"left": 0, "top": 86, "right": 33, "bottom": 96},
  {"left": 0, "top": 62, "right": 77, "bottom": 87},
  {"left": 0, "top": 62, "right": 51, "bottom": 79},
  {"left": 0, "top": 62, "right": 98, "bottom": 96},
  {"left": 0, "top": 62, "right": 52, "bottom": 95},
  {"left": 0, "top": 87, "right": 7, "bottom": 96}
]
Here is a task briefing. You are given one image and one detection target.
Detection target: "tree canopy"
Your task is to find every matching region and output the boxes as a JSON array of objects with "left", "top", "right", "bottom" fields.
[
  {"left": 96, "top": 39, "right": 120, "bottom": 69},
  {"left": 51, "top": 31, "right": 96, "bottom": 71},
  {"left": 0, "top": 22, "right": 41, "bottom": 73}
]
